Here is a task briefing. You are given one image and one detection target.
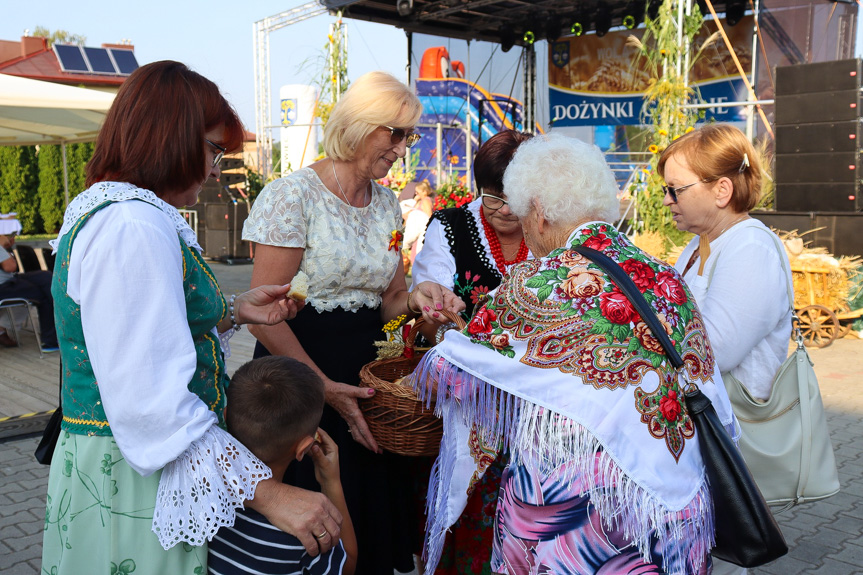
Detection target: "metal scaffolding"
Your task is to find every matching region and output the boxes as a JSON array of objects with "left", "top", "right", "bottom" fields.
[{"left": 253, "top": 2, "right": 328, "bottom": 182}]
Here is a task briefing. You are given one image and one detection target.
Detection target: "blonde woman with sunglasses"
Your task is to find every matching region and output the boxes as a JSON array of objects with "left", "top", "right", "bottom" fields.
[{"left": 242, "top": 71, "right": 462, "bottom": 575}]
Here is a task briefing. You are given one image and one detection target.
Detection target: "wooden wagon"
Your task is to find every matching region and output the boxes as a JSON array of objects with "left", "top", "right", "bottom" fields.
[{"left": 791, "top": 261, "right": 863, "bottom": 348}]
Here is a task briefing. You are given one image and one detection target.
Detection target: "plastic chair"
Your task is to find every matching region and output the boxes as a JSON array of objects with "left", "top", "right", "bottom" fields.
[{"left": 0, "top": 298, "right": 44, "bottom": 358}]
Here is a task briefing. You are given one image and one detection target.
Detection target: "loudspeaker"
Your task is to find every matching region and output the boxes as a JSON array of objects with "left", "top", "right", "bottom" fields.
[
  {"left": 752, "top": 210, "right": 863, "bottom": 257},
  {"left": 775, "top": 153, "right": 857, "bottom": 184},
  {"left": 204, "top": 203, "right": 249, "bottom": 231},
  {"left": 774, "top": 90, "right": 860, "bottom": 125},
  {"left": 217, "top": 172, "right": 245, "bottom": 187},
  {"left": 220, "top": 157, "right": 245, "bottom": 171},
  {"left": 775, "top": 58, "right": 861, "bottom": 95},
  {"left": 204, "top": 229, "right": 248, "bottom": 259},
  {"left": 775, "top": 122, "right": 859, "bottom": 154},
  {"left": 774, "top": 183, "right": 859, "bottom": 212}
]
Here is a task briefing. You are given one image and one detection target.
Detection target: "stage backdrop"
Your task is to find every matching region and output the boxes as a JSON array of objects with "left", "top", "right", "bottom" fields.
[{"left": 549, "top": 16, "right": 753, "bottom": 126}]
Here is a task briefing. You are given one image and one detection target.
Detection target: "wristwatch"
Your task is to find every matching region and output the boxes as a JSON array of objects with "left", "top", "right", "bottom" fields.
[{"left": 435, "top": 322, "right": 458, "bottom": 345}]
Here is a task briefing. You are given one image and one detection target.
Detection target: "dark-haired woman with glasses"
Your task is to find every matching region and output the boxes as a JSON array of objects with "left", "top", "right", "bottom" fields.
[
  {"left": 659, "top": 123, "right": 792, "bottom": 575},
  {"left": 242, "top": 70, "right": 463, "bottom": 575},
  {"left": 409, "top": 129, "right": 532, "bottom": 575}
]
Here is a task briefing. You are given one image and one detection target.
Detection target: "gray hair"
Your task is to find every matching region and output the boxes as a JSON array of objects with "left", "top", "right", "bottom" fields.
[{"left": 503, "top": 133, "right": 619, "bottom": 225}]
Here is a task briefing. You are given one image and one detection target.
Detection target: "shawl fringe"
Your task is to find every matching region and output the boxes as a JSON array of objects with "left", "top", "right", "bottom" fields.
[{"left": 412, "top": 348, "right": 715, "bottom": 575}]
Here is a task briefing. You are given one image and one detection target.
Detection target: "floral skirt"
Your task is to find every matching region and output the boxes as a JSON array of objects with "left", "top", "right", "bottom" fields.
[{"left": 42, "top": 431, "right": 207, "bottom": 575}]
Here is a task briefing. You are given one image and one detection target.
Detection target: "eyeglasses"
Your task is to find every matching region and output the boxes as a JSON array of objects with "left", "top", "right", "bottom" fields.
[
  {"left": 205, "top": 139, "right": 226, "bottom": 167},
  {"left": 480, "top": 192, "right": 508, "bottom": 210},
  {"left": 381, "top": 125, "right": 421, "bottom": 148},
  {"left": 661, "top": 180, "right": 703, "bottom": 203}
]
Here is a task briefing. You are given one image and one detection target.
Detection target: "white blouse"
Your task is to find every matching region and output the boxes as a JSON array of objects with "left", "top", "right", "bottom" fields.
[
  {"left": 52, "top": 182, "right": 270, "bottom": 549},
  {"left": 242, "top": 167, "right": 403, "bottom": 312},
  {"left": 675, "top": 219, "right": 793, "bottom": 401}
]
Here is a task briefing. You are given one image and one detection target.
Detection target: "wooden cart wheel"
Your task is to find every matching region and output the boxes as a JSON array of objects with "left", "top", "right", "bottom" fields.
[{"left": 797, "top": 305, "right": 840, "bottom": 348}]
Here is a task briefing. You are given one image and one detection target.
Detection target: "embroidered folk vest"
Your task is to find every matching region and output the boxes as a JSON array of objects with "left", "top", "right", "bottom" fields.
[
  {"left": 52, "top": 200, "right": 228, "bottom": 435},
  {"left": 429, "top": 207, "right": 502, "bottom": 318}
]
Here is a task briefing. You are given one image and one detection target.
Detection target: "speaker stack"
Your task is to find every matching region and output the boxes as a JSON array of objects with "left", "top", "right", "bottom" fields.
[
  {"left": 774, "top": 58, "right": 861, "bottom": 212},
  {"left": 756, "top": 59, "right": 863, "bottom": 257},
  {"left": 195, "top": 156, "right": 251, "bottom": 261}
]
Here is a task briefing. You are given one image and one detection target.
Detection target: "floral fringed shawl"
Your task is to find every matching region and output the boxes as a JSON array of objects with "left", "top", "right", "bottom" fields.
[{"left": 411, "top": 222, "right": 737, "bottom": 575}]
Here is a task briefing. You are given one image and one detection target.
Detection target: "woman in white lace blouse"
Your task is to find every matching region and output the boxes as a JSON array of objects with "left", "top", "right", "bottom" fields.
[
  {"left": 243, "top": 71, "right": 463, "bottom": 575},
  {"left": 41, "top": 61, "right": 343, "bottom": 575}
]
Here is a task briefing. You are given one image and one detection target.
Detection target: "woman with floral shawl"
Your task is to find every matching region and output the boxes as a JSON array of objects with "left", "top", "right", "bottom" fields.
[{"left": 412, "top": 134, "right": 737, "bottom": 575}]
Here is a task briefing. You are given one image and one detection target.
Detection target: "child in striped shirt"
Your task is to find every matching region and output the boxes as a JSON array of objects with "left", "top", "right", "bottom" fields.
[{"left": 209, "top": 356, "right": 357, "bottom": 575}]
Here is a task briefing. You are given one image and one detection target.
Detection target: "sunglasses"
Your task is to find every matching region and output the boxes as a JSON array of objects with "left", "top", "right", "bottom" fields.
[
  {"left": 661, "top": 180, "right": 703, "bottom": 203},
  {"left": 382, "top": 125, "right": 421, "bottom": 148},
  {"left": 205, "top": 139, "right": 226, "bottom": 167},
  {"left": 480, "top": 192, "right": 508, "bottom": 210}
]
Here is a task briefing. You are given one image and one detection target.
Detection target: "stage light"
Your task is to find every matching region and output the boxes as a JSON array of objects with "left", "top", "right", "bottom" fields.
[
  {"left": 523, "top": 30, "right": 536, "bottom": 44},
  {"left": 594, "top": 4, "right": 612, "bottom": 37},
  {"left": 500, "top": 25, "right": 516, "bottom": 52},
  {"left": 396, "top": 0, "right": 413, "bottom": 17},
  {"left": 726, "top": 0, "right": 745, "bottom": 26},
  {"left": 622, "top": 3, "right": 642, "bottom": 29},
  {"left": 570, "top": 21, "right": 584, "bottom": 36}
]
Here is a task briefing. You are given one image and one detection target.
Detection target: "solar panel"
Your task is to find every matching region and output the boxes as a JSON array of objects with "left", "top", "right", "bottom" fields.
[
  {"left": 54, "top": 44, "right": 89, "bottom": 72},
  {"left": 109, "top": 49, "right": 139, "bottom": 75},
  {"left": 83, "top": 47, "right": 116, "bottom": 74}
]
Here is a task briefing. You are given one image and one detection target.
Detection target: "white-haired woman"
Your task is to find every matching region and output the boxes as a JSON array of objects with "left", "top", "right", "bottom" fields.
[
  {"left": 413, "top": 133, "right": 734, "bottom": 574},
  {"left": 243, "top": 71, "right": 461, "bottom": 575}
]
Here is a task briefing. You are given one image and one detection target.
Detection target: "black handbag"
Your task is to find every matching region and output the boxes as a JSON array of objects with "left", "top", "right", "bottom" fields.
[
  {"left": 573, "top": 245, "right": 788, "bottom": 568},
  {"left": 35, "top": 360, "right": 62, "bottom": 465}
]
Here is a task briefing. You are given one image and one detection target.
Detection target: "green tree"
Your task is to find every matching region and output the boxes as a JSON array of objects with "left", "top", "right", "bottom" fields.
[
  {"left": 69, "top": 142, "right": 94, "bottom": 200},
  {"left": 0, "top": 146, "right": 41, "bottom": 233},
  {"left": 37, "top": 144, "right": 65, "bottom": 233},
  {"left": 629, "top": 0, "right": 710, "bottom": 250},
  {"left": 32, "top": 26, "right": 86, "bottom": 47}
]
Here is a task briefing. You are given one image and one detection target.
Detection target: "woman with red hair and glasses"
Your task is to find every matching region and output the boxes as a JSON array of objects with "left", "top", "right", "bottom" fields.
[{"left": 41, "top": 61, "right": 342, "bottom": 575}]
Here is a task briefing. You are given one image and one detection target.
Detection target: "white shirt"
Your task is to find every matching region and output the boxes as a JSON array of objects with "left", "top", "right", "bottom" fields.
[{"left": 675, "top": 219, "right": 792, "bottom": 401}]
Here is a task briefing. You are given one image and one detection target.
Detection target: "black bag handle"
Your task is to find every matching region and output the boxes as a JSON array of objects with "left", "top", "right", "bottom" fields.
[{"left": 573, "top": 246, "right": 684, "bottom": 369}]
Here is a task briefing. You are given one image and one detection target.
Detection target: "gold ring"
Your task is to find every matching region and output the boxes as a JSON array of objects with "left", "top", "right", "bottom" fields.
[{"left": 315, "top": 531, "right": 328, "bottom": 539}]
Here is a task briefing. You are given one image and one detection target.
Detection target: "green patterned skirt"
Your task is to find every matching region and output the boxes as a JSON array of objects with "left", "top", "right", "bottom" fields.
[{"left": 42, "top": 431, "right": 207, "bottom": 575}]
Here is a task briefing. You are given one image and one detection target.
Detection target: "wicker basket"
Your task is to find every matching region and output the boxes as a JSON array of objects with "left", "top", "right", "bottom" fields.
[{"left": 358, "top": 309, "right": 465, "bottom": 457}]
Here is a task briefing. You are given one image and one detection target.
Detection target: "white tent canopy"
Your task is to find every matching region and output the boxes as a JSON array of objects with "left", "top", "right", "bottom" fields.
[
  {"left": 0, "top": 73, "right": 114, "bottom": 146},
  {"left": 0, "top": 73, "right": 115, "bottom": 204}
]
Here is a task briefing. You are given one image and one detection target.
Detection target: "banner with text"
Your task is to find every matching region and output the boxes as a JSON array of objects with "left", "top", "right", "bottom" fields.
[{"left": 549, "top": 16, "right": 753, "bottom": 126}]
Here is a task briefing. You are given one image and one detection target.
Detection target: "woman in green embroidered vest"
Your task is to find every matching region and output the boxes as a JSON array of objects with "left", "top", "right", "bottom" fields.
[{"left": 42, "top": 61, "right": 344, "bottom": 575}]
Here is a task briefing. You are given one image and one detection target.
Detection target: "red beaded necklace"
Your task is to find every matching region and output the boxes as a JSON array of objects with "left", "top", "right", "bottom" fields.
[{"left": 480, "top": 206, "right": 529, "bottom": 275}]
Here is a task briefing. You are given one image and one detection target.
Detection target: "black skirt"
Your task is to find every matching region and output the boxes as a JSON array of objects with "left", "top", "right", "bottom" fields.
[{"left": 254, "top": 305, "right": 419, "bottom": 574}]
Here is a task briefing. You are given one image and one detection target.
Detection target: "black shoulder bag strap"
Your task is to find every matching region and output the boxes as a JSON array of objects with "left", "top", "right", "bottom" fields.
[{"left": 572, "top": 244, "right": 787, "bottom": 568}]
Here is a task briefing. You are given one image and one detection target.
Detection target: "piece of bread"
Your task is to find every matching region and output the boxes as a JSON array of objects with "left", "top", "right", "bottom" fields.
[{"left": 288, "top": 270, "right": 309, "bottom": 303}]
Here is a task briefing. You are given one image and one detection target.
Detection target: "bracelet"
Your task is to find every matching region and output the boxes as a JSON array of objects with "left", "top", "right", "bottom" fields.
[
  {"left": 229, "top": 295, "right": 242, "bottom": 332},
  {"left": 406, "top": 290, "right": 421, "bottom": 315}
]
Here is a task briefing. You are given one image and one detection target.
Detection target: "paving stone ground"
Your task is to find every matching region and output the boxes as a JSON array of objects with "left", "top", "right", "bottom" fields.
[{"left": 2, "top": 262, "right": 861, "bottom": 574}]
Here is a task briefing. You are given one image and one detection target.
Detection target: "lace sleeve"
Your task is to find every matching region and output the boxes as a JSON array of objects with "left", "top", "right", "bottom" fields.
[
  {"left": 242, "top": 173, "right": 307, "bottom": 247},
  {"left": 152, "top": 425, "right": 272, "bottom": 549}
]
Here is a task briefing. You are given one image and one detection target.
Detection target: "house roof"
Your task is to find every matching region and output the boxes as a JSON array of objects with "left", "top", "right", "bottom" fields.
[{"left": 0, "top": 37, "right": 127, "bottom": 88}]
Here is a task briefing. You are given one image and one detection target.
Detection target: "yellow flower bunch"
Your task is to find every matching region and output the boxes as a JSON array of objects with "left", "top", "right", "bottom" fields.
[{"left": 383, "top": 314, "right": 408, "bottom": 333}]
